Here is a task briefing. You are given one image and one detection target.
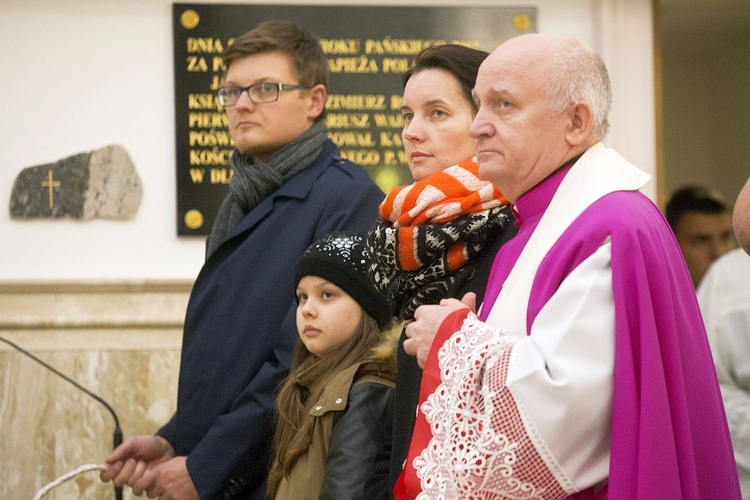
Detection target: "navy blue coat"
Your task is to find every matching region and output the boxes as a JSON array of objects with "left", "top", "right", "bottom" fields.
[{"left": 157, "top": 140, "right": 384, "bottom": 499}]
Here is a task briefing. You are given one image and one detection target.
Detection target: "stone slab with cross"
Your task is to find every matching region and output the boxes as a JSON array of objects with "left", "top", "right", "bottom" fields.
[{"left": 9, "top": 144, "right": 142, "bottom": 220}]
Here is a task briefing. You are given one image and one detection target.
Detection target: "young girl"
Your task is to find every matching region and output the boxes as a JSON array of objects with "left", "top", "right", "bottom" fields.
[{"left": 267, "top": 232, "right": 396, "bottom": 500}]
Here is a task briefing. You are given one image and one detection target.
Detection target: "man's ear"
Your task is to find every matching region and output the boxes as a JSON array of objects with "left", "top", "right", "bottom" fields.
[
  {"left": 565, "top": 101, "right": 594, "bottom": 146},
  {"left": 307, "top": 84, "right": 327, "bottom": 120}
]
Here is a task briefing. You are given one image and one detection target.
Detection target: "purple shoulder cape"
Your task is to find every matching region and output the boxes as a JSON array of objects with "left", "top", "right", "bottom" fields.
[
  {"left": 599, "top": 192, "right": 738, "bottom": 498},
  {"left": 483, "top": 176, "right": 740, "bottom": 498}
]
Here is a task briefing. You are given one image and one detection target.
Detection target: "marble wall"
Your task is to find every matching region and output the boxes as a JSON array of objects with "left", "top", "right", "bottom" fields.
[{"left": 0, "top": 281, "right": 191, "bottom": 499}]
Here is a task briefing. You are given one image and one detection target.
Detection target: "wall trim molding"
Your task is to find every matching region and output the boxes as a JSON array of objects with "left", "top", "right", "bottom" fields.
[
  {"left": 0, "top": 280, "right": 194, "bottom": 293},
  {"left": 0, "top": 280, "right": 193, "bottom": 330}
]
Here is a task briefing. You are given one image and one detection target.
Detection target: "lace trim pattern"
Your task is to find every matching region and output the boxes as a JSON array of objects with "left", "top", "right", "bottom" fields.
[{"left": 413, "top": 314, "right": 568, "bottom": 499}]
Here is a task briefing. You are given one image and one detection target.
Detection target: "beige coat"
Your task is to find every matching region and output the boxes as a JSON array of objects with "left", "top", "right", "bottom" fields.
[{"left": 273, "top": 359, "right": 395, "bottom": 499}]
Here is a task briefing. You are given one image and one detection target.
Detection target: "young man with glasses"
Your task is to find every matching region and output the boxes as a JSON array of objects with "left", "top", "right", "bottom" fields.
[{"left": 101, "top": 20, "right": 384, "bottom": 499}]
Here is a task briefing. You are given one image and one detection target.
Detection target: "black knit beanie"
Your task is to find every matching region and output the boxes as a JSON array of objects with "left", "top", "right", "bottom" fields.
[{"left": 294, "top": 232, "right": 394, "bottom": 329}]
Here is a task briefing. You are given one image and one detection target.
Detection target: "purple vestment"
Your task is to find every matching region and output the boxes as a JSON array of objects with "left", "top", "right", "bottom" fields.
[{"left": 480, "top": 165, "right": 741, "bottom": 498}]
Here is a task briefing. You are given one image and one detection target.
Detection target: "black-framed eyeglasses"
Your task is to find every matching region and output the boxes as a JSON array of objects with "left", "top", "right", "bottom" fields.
[{"left": 217, "top": 82, "right": 311, "bottom": 107}]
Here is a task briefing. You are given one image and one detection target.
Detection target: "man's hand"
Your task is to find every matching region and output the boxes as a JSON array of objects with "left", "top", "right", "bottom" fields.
[
  {"left": 146, "top": 456, "right": 200, "bottom": 500},
  {"left": 404, "top": 292, "right": 476, "bottom": 368},
  {"left": 100, "top": 435, "right": 174, "bottom": 493}
]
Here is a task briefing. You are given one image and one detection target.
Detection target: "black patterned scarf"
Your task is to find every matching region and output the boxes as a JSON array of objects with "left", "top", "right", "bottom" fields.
[{"left": 366, "top": 157, "right": 511, "bottom": 321}]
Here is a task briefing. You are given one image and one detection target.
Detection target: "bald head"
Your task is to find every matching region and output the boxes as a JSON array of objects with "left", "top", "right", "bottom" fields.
[
  {"left": 469, "top": 34, "right": 612, "bottom": 202},
  {"left": 496, "top": 34, "right": 612, "bottom": 142}
]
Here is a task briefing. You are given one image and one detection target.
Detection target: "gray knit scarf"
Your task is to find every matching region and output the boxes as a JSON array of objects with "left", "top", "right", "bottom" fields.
[{"left": 206, "top": 120, "right": 328, "bottom": 257}]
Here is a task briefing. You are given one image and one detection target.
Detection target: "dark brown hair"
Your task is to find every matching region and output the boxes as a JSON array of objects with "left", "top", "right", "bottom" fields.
[
  {"left": 223, "top": 20, "right": 328, "bottom": 87},
  {"left": 222, "top": 21, "right": 328, "bottom": 121},
  {"left": 666, "top": 185, "right": 731, "bottom": 231},
  {"left": 403, "top": 44, "right": 489, "bottom": 114}
]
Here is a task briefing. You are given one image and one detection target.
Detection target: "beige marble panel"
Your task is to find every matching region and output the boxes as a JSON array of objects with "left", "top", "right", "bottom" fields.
[{"left": 0, "top": 281, "right": 191, "bottom": 499}]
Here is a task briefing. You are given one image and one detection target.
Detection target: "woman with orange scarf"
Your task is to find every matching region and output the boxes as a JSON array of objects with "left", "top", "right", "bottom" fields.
[{"left": 364, "top": 44, "right": 518, "bottom": 497}]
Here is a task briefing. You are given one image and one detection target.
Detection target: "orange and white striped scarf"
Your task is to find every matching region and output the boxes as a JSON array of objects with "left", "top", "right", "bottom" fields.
[
  {"left": 366, "top": 157, "right": 511, "bottom": 320},
  {"left": 381, "top": 157, "right": 507, "bottom": 229}
]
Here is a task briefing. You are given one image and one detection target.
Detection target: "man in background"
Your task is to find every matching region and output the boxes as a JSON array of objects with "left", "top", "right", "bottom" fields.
[
  {"left": 100, "top": 21, "right": 383, "bottom": 499},
  {"left": 666, "top": 185, "right": 735, "bottom": 287}
]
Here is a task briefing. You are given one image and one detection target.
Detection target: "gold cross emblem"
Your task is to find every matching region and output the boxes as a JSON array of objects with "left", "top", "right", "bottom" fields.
[{"left": 41, "top": 170, "right": 61, "bottom": 209}]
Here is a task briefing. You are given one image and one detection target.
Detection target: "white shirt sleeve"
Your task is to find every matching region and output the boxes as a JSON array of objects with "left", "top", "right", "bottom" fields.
[
  {"left": 505, "top": 241, "right": 614, "bottom": 491},
  {"left": 697, "top": 249, "right": 750, "bottom": 499}
]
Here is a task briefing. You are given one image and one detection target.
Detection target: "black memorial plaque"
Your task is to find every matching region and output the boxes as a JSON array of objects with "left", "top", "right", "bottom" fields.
[{"left": 173, "top": 3, "right": 535, "bottom": 235}]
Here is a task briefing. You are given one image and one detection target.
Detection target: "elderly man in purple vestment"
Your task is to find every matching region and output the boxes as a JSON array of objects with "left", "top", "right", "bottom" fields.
[{"left": 396, "top": 33, "right": 741, "bottom": 499}]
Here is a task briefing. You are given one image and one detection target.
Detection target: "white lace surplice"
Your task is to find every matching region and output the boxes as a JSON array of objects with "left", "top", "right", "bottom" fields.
[{"left": 414, "top": 246, "right": 614, "bottom": 499}]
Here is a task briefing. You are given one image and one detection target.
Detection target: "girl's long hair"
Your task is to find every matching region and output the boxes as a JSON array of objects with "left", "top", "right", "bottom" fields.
[{"left": 266, "top": 312, "right": 393, "bottom": 497}]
